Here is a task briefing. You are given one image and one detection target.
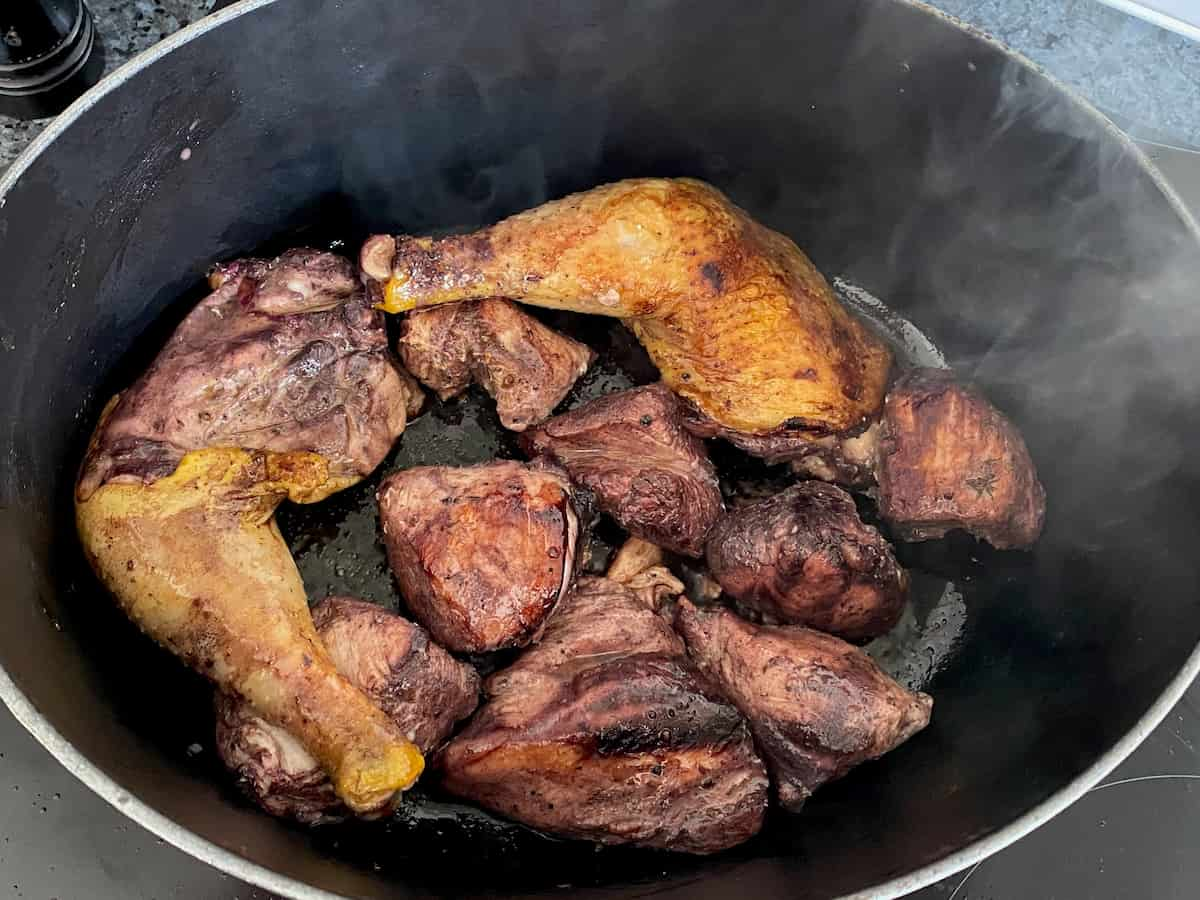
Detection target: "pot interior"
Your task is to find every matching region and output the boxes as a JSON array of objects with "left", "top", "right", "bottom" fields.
[{"left": 2, "top": 1, "right": 1200, "bottom": 897}]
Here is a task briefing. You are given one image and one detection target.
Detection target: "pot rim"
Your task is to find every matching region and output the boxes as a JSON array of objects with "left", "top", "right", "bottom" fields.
[{"left": 2, "top": 1, "right": 1198, "bottom": 898}]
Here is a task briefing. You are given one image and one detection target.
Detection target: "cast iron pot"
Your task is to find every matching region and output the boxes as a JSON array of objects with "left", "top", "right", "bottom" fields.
[{"left": 2, "top": 0, "right": 1200, "bottom": 897}]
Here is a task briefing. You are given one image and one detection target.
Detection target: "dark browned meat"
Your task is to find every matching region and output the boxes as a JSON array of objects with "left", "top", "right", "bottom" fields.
[
  {"left": 705, "top": 482, "right": 907, "bottom": 642},
  {"left": 215, "top": 694, "right": 343, "bottom": 825},
  {"left": 377, "top": 461, "right": 584, "bottom": 653},
  {"left": 215, "top": 596, "right": 480, "bottom": 825},
  {"left": 520, "top": 384, "right": 722, "bottom": 557},
  {"left": 675, "top": 601, "right": 932, "bottom": 811},
  {"left": 309, "top": 597, "right": 481, "bottom": 749},
  {"left": 438, "top": 576, "right": 768, "bottom": 853},
  {"left": 78, "top": 249, "right": 422, "bottom": 499},
  {"left": 397, "top": 298, "right": 593, "bottom": 431},
  {"left": 877, "top": 368, "right": 1045, "bottom": 549}
]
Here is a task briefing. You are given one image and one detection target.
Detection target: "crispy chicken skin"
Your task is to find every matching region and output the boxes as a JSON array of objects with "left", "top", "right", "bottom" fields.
[
  {"left": 706, "top": 482, "right": 907, "bottom": 642},
  {"left": 675, "top": 601, "right": 932, "bottom": 811},
  {"left": 216, "top": 596, "right": 480, "bottom": 825},
  {"left": 361, "top": 178, "right": 892, "bottom": 436},
  {"left": 76, "top": 252, "right": 426, "bottom": 814},
  {"left": 438, "top": 576, "right": 768, "bottom": 853},
  {"left": 398, "top": 298, "right": 594, "bottom": 431},
  {"left": 520, "top": 384, "right": 723, "bottom": 556},
  {"left": 377, "top": 461, "right": 584, "bottom": 653},
  {"left": 877, "top": 368, "right": 1046, "bottom": 549}
]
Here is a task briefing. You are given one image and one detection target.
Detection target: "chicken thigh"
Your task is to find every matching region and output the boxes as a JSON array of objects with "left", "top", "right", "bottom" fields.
[
  {"left": 706, "top": 482, "right": 907, "bottom": 642},
  {"left": 397, "top": 298, "right": 593, "bottom": 431},
  {"left": 438, "top": 576, "right": 768, "bottom": 853},
  {"left": 76, "top": 251, "right": 425, "bottom": 814},
  {"left": 377, "top": 461, "right": 585, "bottom": 652},
  {"left": 360, "top": 177, "right": 892, "bottom": 437},
  {"left": 876, "top": 368, "right": 1046, "bottom": 549},
  {"left": 520, "top": 384, "right": 723, "bottom": 556},
  {"left": 675, "top": 601, "right": 932, "bottom": 811}
]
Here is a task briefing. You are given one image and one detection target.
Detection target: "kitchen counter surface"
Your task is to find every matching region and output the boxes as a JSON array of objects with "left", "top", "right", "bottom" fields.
[{"left": 2, "top": 2, "right": 1199, "bottom": 899}]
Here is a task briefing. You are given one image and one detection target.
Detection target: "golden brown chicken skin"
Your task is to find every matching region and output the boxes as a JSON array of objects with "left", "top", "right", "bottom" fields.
[
  {"left": 77, "top": 448, "right": 424, "bottom": 813},
  {"left": 361, "top": 178, "right": 892, "bottom": 436}
]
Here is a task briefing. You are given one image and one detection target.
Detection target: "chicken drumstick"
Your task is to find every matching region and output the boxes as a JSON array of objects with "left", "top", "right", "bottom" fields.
[{"left": 361, "top": 177, "right": 892, "bottom": 437}]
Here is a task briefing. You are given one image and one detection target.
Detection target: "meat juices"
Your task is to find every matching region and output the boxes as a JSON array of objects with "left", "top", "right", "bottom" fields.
[
  {"left": 78, "top": 249, "right": 422, "bottom": 499},
  {"left": 520, "top": 384, "right": 723, "bottom": 557},
  {"left": 377, "top": 461, "right": 584, "bottom": 653},
  {"left": 438, "top": 576, "right": 769, "bottom": 854},
  {"left": 215, "top": 597, "right": 480, "bottom": 825},
  {"left": 397, "top": 298, "right": 594, "bottom": 431},
  {"left": 877, "top": 368, "right": 1046, "bottom": 550},
  {"left": 706, "top": 482, "right": 907, "bottom": 642},
  {"left": 675, "top": 601, "right": 932, "bottom": 811}
]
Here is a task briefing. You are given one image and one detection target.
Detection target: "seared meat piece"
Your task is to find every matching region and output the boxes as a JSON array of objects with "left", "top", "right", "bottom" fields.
[
  {"left": 309, "top": 597, "right": 481, "bottom": 749},
  {"left": 79, "top": 249, "right": 422, "bottom": 498},
  {"left": 438, "top": 576, "right": 768, "bottom": 854},
  {"left": 520, "top": 384, "right": 722, "bottom": 556},
  {"left": 378, "top": 461, "right": 583, "bottom": 653},
  {"left": 877, "top": 368, "right": 1045, "bottom": 549},
  {"left": 361, "top": 177, "right": 892, "bottom": 437},
  {"left": 705, "top": 482, "right": 907, "bottom": 642},
  {"left": 216, "top": 596, "right": 480, "bottom": 825},
  {"left": 215, "top": 695, "right": 342, "bottom": 825},
  {"left": 675, "top": 601, "right": 932, "bottom": 811},
  {"left": 397, "top": 298, "right": 594, "bottom": 431},
  {"left": 77, "top": 251, "right": 428, "bottom": 815}
]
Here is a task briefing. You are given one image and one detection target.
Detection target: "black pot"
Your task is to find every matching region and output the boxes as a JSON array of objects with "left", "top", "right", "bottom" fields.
[{"left": 2, "top": 1, "right": 1199, "bottom": 897}]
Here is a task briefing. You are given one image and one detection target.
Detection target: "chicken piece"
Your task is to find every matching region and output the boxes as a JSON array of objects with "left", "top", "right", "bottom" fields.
[
  {"left": 438, "top": 576, "right": 768, "bottom": 853},
  {"left": 377, "top": 461, "right": 584, "bottom": 653},
  {"left": 79, "top": 249, "right": 422, "bottom": 497},
  {"left": 705, "top": 482, "right": 907, "bottom": 642},
  {"left": 76, "top": 252, "right": 426, "bottom": 814},
  {"left": 215, "top": 596, "right": 480, "bottom": 825},
  {"left": 78, "top": 449, "right": 423, "bottom": 814},
  {"left": 675, "top": 601, "right": 932, "bottom": 811},
  {"left": 398, "top": 298, "right": 594, "bottom": 431},
  {"left": 606, "top": 537, "right": 685, "bottom": 612},
  {"left": 520, "top": 384, "right": 722, "bottom": 557},
  {"left": 877, "top": 368, "right": 1045, "bottom": 549},
  {"left": 360, "top": 178, "right": 892, "bottom": 437}
]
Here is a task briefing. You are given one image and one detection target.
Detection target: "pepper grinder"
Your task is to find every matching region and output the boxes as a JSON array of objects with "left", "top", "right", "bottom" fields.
[{"left": 0, "top": 0, "right": 103, "bottom": 120}]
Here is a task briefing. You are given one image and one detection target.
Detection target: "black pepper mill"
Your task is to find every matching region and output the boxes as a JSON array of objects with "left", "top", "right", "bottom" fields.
[{"left": 0, "top": 0, "right": 103, "bottom": 120}]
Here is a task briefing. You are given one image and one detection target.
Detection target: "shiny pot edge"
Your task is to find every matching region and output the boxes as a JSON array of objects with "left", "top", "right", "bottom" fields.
[{"left": 2, "top": 1, "right": 1199, "bottom": 898}]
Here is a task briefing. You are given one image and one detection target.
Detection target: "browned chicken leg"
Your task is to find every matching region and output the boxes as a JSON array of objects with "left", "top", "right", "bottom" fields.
[
  {"left": 76, "top": 251, "right": 426, "bottom": 814},
  {"left": 361, "top": 178, "right": 892, "bottom": 437}
]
